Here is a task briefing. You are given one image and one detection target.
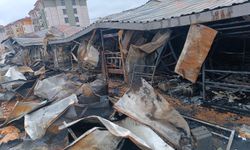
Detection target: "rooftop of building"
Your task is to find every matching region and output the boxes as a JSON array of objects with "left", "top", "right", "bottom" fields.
[{"left": 4, "top": 25, "right": 82, "bottom": 46}]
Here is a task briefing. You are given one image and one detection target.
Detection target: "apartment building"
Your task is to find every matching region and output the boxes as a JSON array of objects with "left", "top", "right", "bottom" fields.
[
  {"left": 0, "top": 26, "right": 6, "bottom": 41},
  {"left": 0, "top": 26, "right": 6, "bottom": 51},
  {"left": 4, "top": 17, "right": 34, "bottom": 38},
  {"left": 29, "top": 0, "right": 90, "bottom": 31}
]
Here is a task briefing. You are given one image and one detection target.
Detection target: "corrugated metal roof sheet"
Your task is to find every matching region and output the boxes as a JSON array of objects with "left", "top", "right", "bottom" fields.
[
  {"left": 100, "top": 0, "right": 249, "bottom": 23},
  {"left": 51, "top": 0, "right": 250, "bottom": 44},
  {"left": 11, "top": 25, "right": 82, "bottom": 47},
  {"left": 12, "top": 37, "right": 44, "bottom": 46}
]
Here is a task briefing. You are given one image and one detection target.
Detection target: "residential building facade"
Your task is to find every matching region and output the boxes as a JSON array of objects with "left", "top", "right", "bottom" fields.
[
  {"left": 4, "top": 17, "right": 35, "bottom": 38},
  {"left": 29, "top": 0, "right": 90, "bottom": 31},
  {"left": 0, "top": 25, "right": 6, "bottom": 52}
]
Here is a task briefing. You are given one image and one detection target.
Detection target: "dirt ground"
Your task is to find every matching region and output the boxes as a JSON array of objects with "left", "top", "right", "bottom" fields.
[
  {"left": 161, "top": 93, "right": 250, "bottom": 129},
  {"left": 109, "top": 80, "right": 250, "bottom": 129}
]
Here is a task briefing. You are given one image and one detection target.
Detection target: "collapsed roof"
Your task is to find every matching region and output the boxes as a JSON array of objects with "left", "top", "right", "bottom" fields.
[{"left": 2, "top": 25, "right": 82, "bottom": 47}]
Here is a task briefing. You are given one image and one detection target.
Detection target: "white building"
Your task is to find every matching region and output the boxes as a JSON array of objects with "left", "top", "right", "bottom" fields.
[
  {"left": 29, "top": 0, "right": 90, "bottom": 31},
  {"left": 0, "top": 26, "right": 6, "bottom": 52},
  {"left": 4, "top": 17, "right": 34, "bottom": 38}
]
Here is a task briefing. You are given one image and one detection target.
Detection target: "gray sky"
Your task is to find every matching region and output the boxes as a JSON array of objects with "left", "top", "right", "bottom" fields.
[{"left": 0, "top": 0, "right": 148, "bottom": 25}]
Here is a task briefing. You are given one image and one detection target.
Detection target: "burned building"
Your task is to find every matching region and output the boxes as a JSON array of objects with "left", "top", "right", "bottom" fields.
[
  {"left": 2, "top": 25, "right": 82, "bottom": 70},
  {"left": 58, "top": 0, "right": 250, "bottom": 115},
  {"left": 1, "top": 0, "right": 250, "bottom": 149}
]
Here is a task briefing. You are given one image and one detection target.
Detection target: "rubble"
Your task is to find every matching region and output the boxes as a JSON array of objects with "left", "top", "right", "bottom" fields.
[
  {"left": 60, "top": 116, "right": 174, "bottom": 150},
  {"left": 0, "top": 91, "right": 15, "bottom": 102},
  {"left": 0, "top": 126, "right": 20, "bottom": 144},
  {"left": 34, "top": 74, "right": 81, "bottom": 101},
  {"left": 115, "top": 117, "right": 174, "bottom": 150},
  {"left": 4, "top": 67, "right": 27, "bottom": 81},
  {"left": 34, "top": 66, "right": 45, "bottom": 76},
  {"left": 65, "top": 127, "right": 122, "bottom": 150},
  {"left": 175, "top": 24, "right": 217, "bottom": 83},
  {"left": 0, "top": 1, "right": 250, "bottom": 149},
  {"left": 24, "top": 94, "right": 78, "bottom": 140},
  {"left": 1, "top": 101, "right": 47, "bottom": 126},
  {"left": 114, "top": 79, "right": 191, "bottom": 149},
  {"left": 126, "top": 31, "right": 171, "bottom": 82},
  {"left": 191, "top": 126, "right": 213, "bottom": 150},
  {"left": 8, "top": 130, "right": 69, "bottom": 150},
  {"left": 239, "top": 125, "right": 250, "bottom": 140},
  {"left": 78, "top": 41, "right": 100, "bottom": 70}
]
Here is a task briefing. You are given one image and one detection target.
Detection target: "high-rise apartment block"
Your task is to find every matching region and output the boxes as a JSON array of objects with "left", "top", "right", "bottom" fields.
[{"left": 29, "top": 0, "right": 90, "bottom": 31}]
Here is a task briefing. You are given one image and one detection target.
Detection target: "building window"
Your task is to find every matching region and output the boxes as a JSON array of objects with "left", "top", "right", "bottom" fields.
[
  {"left": 73, "top": 8, "right": 77, "bottom": 14},
  {"left": 72, "top": 0, "right": 76, "bottom": 5},
  {"left": 61, "top": 0, "right": 65, "bottom": 6},
  {"left": 62, "top": 9, "right": 67, "bottom": 15},
  {"left": 64, "top": 18, "right": 69, "bottom": 23},
  {"left": 75, "top": 17, "right": 79, "bottom": 23}
]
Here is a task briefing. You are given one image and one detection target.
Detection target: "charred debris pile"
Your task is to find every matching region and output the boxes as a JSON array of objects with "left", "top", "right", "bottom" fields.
[{"left": 0, "top": 21, "right": 250, "bottom": 150}]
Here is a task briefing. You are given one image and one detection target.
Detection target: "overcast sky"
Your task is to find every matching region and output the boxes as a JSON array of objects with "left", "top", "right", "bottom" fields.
[{"left": 0, "top": 0, "right": 148, "bottom": 25}]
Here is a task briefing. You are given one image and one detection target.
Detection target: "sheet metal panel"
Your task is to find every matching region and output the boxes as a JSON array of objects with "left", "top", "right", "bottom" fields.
[
  {"left": 175, "top": 24, "right": 218, "bottom": 83},
  {"left": 114, "top": 79, "right": 191, "bottom": 149},
  {"left": 25, "top": 94, "right": 78, "bottom": 140}
]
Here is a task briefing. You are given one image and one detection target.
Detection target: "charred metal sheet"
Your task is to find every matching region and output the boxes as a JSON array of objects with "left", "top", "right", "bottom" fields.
[
  {"left": 1, "top": 101, "right": 47, "bottom": 126},
  {"left": 8, "top": 128, "right": 68, "bottom": 150},
  {"left": 25, "top": 94, "right": 78, "bottom": 140},
  {"left": 0, "top": 65, "right": 11, "bottom": 76},
  {"left": 60, "top": 116, "right": 152, "bottom": 150},
  {"left": 77, "top": 42, "right": 99, "bottom": 70},
  {"left": 126, "top": 45, "right": 146, "bottom": 78},
  {"left": 53, "top": 46, "right": 73, "bottom": 69},
  {"left": 175, "top": 24, "right": 217, "bottom": 83},
  {"left": 4, "top": 67, "right": 26, "bottom": 81},
  {"left": 78, "top": 96, "right": 113, "bottom": 119},
  {"left": 34, "top": 74, "right": 80, "bottom": 101},
  {"left": 89, "top": 79, "right": 108, "bottom": 95},
  {"left": 34, "top": 66, "right": 46, "bottom": 76},
  {"left": 10, "top": 50, "right": 31, "bottom": 66},
  {"left": 29, "top": 47, "right": 43, "bottom": 64},
  {"left": 118, "top": 30, "right": 135, "bottom": 83},
  {"left": 114, "top": 79, "right": 190, "bottom": 149},
  {"left": 0, "top": 80, "right": 27, "bottom": 91},
  {"left": 65, "top": 127, "right": 122, "bottom": 150},
  {"left": 126, "top": 31, "right": 171, "bottom": 80},
  {"left": 239, "top": 124, "right": 250, "bottom": 139},
  {"left": 78, "top": 78, "right": 108, "bottom": 103},
  {"left": 118, "top": 30, "right": 134, "bottom": 55},
  {"left": 116, "top": 117, "right": 174, "bottom": 150},
  {"left": 16, "top": 66, "right": 34, "bottom": 74},
  {"left": 0, "top": 126, "right": 20, "bottom": 145},
  {"left": 133, "top": 31, "right": 171, "bottom": 54},
  {"left": 15, "top": 80, "right": 36, "bottom": 98},
  {"left": 6, "top": 25, "right": 81, "bottom": 47},
  {"left": 0, "top": 91, "right": 15, "bottom": 102}
]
